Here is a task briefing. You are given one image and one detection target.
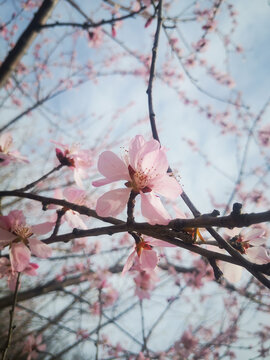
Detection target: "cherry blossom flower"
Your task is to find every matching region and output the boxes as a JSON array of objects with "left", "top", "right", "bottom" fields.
[
  {"left": 0, "top": 210, "right": 53, "bottom": 273},
  {"left": 23, "top": 334, "right": 46, "bottom": 360},
  {"left": 54, "top": 141, "right": 93, "bottom": 188},
  {"left": 0, "top": 257, "right": 38, "bottom": 291},
  {"left": 50, "top": 187, "right": 89, "bottom": 230},
  {"left": 209, "top": 227, "right": 269, "bottom": 283},
  {"left": 0, "top": 133, "right": 28, "bottom": 166},
  {"left": 88, "top": 28, "right": 104, "bottom": 47},
  {"left": 226, "top": 227, "right": 269, "bottom": 263},
  {"left": 122, "top": 236, "right": 175, "bottom": 274},
  {"left": 92, "top": 135, "right": 182, "bottom": 225}
]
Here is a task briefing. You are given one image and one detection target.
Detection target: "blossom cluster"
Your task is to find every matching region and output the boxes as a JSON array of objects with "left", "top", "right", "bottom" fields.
[
  {"left": 0, "top": 132, "right": 269, "bottom": 300},
  {"left": 0, "top": 210, "right": 52, "bottom": 277}
]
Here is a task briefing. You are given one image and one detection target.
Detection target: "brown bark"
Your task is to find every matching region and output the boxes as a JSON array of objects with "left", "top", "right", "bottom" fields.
[{"left": 0, "top": 0, "right": 59, "bottom": 89}]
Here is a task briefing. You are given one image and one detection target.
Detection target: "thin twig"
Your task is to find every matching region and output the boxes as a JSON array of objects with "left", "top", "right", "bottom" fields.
[
  {"left": 95, "top": 288, "right": 103, "bottom": 360},
  {"left": 0, "top": 0, "right": 59, "bottom": 88},
  {"left": 16, "top": 164, "right": 63, "bottom": 192},
  {"left": 1, "top": 272, "right": 21, "bottom": 360},
  {"left": 40, "top": 5, "right": 146, "bottom": 29},
  {"left": 146, "top": 0, "right": 163, "bottom": 143},
  {"left": 140, "top": 300, "right": 148, "bottom": 354}
]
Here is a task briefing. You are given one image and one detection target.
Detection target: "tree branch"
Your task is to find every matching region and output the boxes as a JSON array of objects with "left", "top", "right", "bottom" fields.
[{"left": 0, "top": 0, "right": 59, "bottom": 89}]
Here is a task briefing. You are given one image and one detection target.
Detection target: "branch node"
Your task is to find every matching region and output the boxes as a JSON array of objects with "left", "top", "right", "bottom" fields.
[
  {"left": 210, "top": 209, "right": 220, "bottom": 217},
  {"left": 231, "top": 202, "right": 242, "bottom": 216},
  {"left": 209, "top": 258, "right": 223, "bottom": 282}
]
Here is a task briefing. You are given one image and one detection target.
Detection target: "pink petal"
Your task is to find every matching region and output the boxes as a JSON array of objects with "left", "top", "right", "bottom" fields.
[
  {"left": 140, "top": 249, "right": 158, "bottom": 270},
  {"left": 246, "top": 247, "right": 270, "bottom": 264},
  {"left": 28, "top": 238, "right": 52, "bottom": 258},
  {"left": 173, "top": 205, "right": 186, "bottom": 219},
  {"left": 8, "top": 274, "right": 18, "bottom": 291},
  {"left": 242, "top": 228, "right": 265, "bottom": 244},
  {"left": 225, "top": 228, "right": 240, "bottom": 238},
  {"left": 10, "top": 243, "right": 31, "bottom": 272},
  {"left": 140, "top": 192, "right": 170, "bottom": 225},
  {"left": 129, "top": 135, "right": 148, "bottom": 169},
  {"left": 145, "top": 146, "right": 168, "bottom": 175},
  {"left": 139, "top": 148, "right": 162, "bottom": 174},
  {"left": 97, "top": 151, "right": 130, "bottom": 181},
  {"left": 32, "top": 222, "right": 54, "bottom": 235},
  {"left": 23, "top": 263, "right": 39, "bottom": 276},
  {"left": 247, "top": 237, "right": 266, "bottom": 246},
  {"left": 96, "top": 188, "right": 130, "bottom": 217},
  {"left": 207, "top": 245, "right": 243, "bottom": 283},
  {"left": 0, "top": 133, "right": 12, "bottom": 150},
  {"left": 219, "top": 261, "right": 243, "bottom": 283},
  {"left": 74, "top": 168, "right": 84, "bottom": 189},
  {"left": 63, "top": 187, "right": 85, "bottom": 202},
  {"left": 122, "top": 249, "right": 137, "bottom": 275},
  {"left": 37, "top": 344, "right": 46, "bottom": 352},
  {"left": 151, "top": 174, "right": 182, "bottom": 199},
  {"left": 146, "top": 237, "right": 176, "bottom": 247},
  {"left": 65, "top": 212, "right": 87, "bottom": 230},
  {"left": 9, "top": 150, "right": 29, "bottom": 163},
  {"left": 0, "top": 228, "right": 17, "bottom": 246},
  {"left": 9, "top": 210, "right": 26, "bottom": 226},
  {"left": 54, "top": 187, "right": 63, "bottom": 199},
  {"left": 93, "top": 177, "right": 120, "bottom": 187}
]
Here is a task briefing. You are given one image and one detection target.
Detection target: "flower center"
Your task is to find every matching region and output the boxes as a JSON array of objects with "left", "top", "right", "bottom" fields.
[
  {"left": 136, "top": 240, "right": 152, "bottom": 257},
  {"left": 13, "top": 225, "right": 33, "bottom": 243},
  {"left": 230, "top": 235, "right": 249, "bottom": 254},
  {"left": 127, "top": 165, "right": 152, "bottom": 193}
]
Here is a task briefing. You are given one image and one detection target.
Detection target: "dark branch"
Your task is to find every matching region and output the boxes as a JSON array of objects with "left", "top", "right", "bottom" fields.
[{"left": 0, "top": 0, "right": 59, "bottom": 89}]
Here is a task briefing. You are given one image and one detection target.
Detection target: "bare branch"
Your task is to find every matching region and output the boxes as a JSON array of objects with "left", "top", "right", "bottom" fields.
[{"left": 0, "top": 0, "right": 59, "bottom": 89}]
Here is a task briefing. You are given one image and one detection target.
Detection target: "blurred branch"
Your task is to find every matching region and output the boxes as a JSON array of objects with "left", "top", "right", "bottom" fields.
[
  {"left": 0, "top": 191, "right": 269, "bottom": 287},
  {"left": 0, "top": 266, "right": 122, "bottom": 310},
  {"left": 0, "top": 88, "right": 67, "bottom": 133},
  {"left": 16, "top": 164, "right": 63, "bottom": 192},
  {"left": 146, "top": 0, "right": 163, "bottom": 143},
  {"left": 95, "top": 289, "right": 102, "bottom": 360},
  {"left": 41, "top": 5, "right": 146, "bottom": 29},
  {"left": 1, "top": 273, "right": 21, "bottom": 360},
  {"left": 0, "top": 0, "right": 59, "bottom": 89}
]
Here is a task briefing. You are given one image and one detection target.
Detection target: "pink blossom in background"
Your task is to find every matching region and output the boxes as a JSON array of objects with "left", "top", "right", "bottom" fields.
[
  {"left": 88, "top": 27, "right": 104, "bottom": 47},
  {"left": 134, "top": 269, "right": 159, "bottom": 300},
  {"left": 174, "top": 329, "right": 199, "bottom": 358},
  {"left": 91, "top": 287, "right": 119, "bottom": 315},
  {"left": 76, "top": 329, "right": 89, "bottom": 340},
  {"left": 92, "top": 135, "right": 182, "bottom": 225},
  {"left": 183, "top": 258, "right": 214, "bottom": 289},
  {"left": 226, "top": 227, "right": 269, "bottom": 264},
  {"left": 0, "top": 132, "right": 29, "bottom": 166},
  {"left": 122, "top": 236, "right": 175, "bottom": 275},
  {"left": 23, "top": 334, "right": 46, "bottom": 360},
  {"left": 0, "top": 210, "right": 53, "bottom": 273},
  {"left": 209, "top": 227, "right": 269, "bottom": 283},
  {"left": 53, "top": 141, "right": 93, "bottom": 188},
  {"left": 0, "top": 257, "right": 38, "bottom": 291},
  {"left": 258, "top": 124, "right": 270, "bottom": 147}
]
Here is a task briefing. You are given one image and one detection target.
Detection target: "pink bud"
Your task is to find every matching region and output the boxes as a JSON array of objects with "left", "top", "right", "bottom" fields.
[
  {"left": 111, "top": 26, "right": 116, "bottom": 38},
  {"left": 145, "top": 17, "right": 153, "bottom": 28}
]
